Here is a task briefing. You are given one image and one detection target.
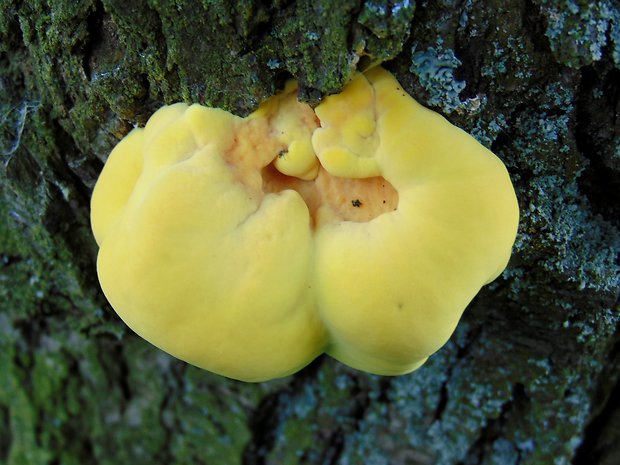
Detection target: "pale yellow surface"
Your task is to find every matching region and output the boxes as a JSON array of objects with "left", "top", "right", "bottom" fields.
[{"left": 91, "top": 66, "right": 519, "bottom": 382}]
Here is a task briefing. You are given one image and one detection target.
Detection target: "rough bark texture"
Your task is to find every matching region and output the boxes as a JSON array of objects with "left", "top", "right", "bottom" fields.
[{"left": 1, "top": 1, "right": 619, "bottom": 464}]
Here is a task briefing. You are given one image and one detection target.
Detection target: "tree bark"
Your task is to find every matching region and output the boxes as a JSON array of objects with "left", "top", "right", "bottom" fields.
[{"left": 1, "top": 1, "right": 618, "bottom": 464}]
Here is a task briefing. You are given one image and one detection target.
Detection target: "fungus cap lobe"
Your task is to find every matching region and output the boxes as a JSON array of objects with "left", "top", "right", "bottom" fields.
[{"left": 91, "top": 66, "right": 519, "bottom": 381}]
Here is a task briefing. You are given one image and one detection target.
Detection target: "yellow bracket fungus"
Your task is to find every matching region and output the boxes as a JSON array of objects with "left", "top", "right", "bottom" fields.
[{"left": 91, "top": 66, "right": 519, "bottom": 382}]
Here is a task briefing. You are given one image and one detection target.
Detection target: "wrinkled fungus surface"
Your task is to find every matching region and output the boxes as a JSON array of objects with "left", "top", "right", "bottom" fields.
[{"left": 91, "top": 67, "right": 519, "bottom": 382}]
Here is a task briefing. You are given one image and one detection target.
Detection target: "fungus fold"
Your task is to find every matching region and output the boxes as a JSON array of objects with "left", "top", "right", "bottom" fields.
[{"left": 91, "top": 66, "right": 519, "bottom": 382}]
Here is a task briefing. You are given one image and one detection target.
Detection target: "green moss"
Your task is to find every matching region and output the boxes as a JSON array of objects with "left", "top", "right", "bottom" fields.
[
  {"left": 168, "top": 365, "right": 259, "bottom": 465},
  {"left": 264, "top": 0, "right": 359, "bottom": 102},
  {"left": 354, "top": 0, "right": 416, "bottom": 66}
]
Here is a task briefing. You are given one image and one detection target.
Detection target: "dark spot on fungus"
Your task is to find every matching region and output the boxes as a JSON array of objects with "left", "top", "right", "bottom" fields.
[
  {"left": 352, "top": 199, "right": 362, "bottom": 207},
  {"left": 278, "top": 149, "right": 288, "bottom": 158}
]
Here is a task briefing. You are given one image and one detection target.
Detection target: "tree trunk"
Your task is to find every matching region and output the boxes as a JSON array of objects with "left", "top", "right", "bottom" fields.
[{"left": 1, "top": 1, "right": 618, "bottom": 464}]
